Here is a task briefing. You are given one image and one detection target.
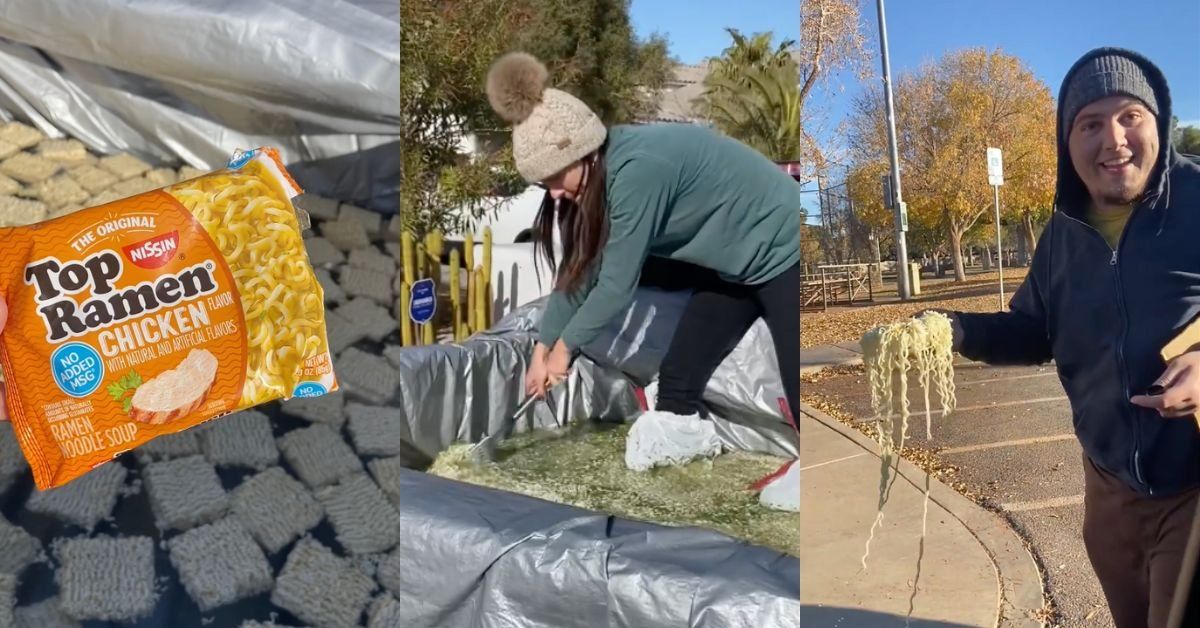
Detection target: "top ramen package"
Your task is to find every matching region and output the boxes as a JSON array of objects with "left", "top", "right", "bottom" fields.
[{"left": 0, "top": 147, "right": 338, "bottom": 490}]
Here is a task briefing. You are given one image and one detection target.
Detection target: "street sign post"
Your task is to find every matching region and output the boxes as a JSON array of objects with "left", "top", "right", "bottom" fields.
[
  {"left": 987, "top": 147, "right": 1005, "bottom": 310},
  {"left": 987, "top": 147, "right": 1004, "bottom": 186}
]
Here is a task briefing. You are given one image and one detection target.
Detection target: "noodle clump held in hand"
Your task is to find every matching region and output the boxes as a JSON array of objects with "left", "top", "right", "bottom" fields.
[{"left": 858, "top": 311, "right": 956, "bottom": 568}]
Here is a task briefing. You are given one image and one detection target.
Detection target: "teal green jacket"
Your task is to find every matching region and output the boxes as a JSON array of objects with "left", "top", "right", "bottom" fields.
[{"left": 539, "top": 123, "right": 801, "bottom": 351}]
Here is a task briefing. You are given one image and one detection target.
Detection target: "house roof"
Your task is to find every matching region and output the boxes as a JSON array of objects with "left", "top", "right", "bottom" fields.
[
  {"left": 643, "top": 63, "right": 710, "bottom": 124},
  {"left": 642, "top": 48, "right": 801, "bottom": 125}
]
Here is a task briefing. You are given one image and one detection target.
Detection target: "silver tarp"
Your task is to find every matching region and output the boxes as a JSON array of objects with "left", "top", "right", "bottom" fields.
[
  {"left": 0, "top": 0, "right": 399, "bottom": 211},
  {"left": 392, "top": 292, "right": 802, "bottom": 627},
  {"left": 397, "top": 468, "right": 801, "bottom": 628},
  {"left": 393, "top": 286, "right": 798, "bottom": 465}
]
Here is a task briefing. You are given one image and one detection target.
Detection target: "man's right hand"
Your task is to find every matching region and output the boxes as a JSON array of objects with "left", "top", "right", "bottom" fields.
[
  {"left": 525, "top": 342, "right": 551, "bottom": 398},
  {"left": 916, "top": 308, "right": 964, "bottom": 352}
]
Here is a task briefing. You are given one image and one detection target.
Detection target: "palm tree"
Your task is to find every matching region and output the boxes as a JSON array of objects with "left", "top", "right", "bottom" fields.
[
  {"left": 692, "top": 29, "right": 801, "bottom": 162},
  {"left": 695, "top": 51, "right": 801, "bottom": 162},
  {"left": 705, "top": 28, "right": 797, "bottom": 80}
]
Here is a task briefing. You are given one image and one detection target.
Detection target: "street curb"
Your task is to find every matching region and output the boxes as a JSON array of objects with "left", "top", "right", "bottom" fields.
[
  {"left": 800, "top": 346, "right": 863, "bottom": 376},
  {"left": 800, "top": 401, "right": 1048, "bottom": 628},
  {"left": 800, "top": 357, "right": 862, "bottom": 376}
]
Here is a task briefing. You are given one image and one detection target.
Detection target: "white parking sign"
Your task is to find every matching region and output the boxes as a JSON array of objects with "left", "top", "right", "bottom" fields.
[{"left": 987, "top": 147, "right": 1003, "bottom": 186}]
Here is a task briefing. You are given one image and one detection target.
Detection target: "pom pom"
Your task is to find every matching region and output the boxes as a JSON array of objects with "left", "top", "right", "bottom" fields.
[{"left": 486, "top": 52, "right": 548, "bottom": 124}]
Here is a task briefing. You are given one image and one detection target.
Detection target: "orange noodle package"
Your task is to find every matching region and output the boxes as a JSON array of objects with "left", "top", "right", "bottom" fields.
[{"left": 0, "top": 147, "right": 338, "bottom": 490}]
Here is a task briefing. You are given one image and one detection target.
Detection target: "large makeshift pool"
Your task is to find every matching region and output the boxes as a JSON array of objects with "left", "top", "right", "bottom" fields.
[{"left": 428, "top": 420, "right": 798, "bottom": 557}]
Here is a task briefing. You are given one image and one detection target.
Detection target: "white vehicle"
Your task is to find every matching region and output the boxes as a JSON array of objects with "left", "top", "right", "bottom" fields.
[
  {"left": 442, "top": 184, "right": 548, "bottom": 246},
  {"left": 442, "top": 185, "right": 561, "bottom": 323}
]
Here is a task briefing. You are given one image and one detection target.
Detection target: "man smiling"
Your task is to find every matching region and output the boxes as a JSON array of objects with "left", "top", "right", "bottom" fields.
[
  {"left": 1065, "top": 60, "right": 1161, "bottom": 256},
  {"left": 933, "top": 48, "right": 1200, "bottom": 627}
]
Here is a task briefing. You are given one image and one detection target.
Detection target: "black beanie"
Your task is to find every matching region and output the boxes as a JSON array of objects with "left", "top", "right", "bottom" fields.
[{"left": 1061, "top": 52, "right": 1159, "bottom": 142}]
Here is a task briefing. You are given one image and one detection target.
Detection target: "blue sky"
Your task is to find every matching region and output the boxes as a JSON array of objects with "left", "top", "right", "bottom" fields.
[
  {"left": 630, "top": 0, "right": 1199, "bottom": 126},
  {"left": 847, "top": 0, "right": 1200, "bottom": 127},
  {"left": 629, "top": 0, "right": 800, "bottom": 67},
  {"left": 630, "top": 0, "right": 1200, "bottom": 215}
]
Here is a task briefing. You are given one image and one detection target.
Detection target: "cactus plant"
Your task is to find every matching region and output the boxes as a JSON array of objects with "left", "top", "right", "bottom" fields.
[
  {"left": 450, "top": 248, "right": 462, "bottom": 342},
  {"left": 482, "top": 226, "right": 492, "bottom": 326},
  {"left": 399, "top": 281, "right": 412, "bottom": 347}
]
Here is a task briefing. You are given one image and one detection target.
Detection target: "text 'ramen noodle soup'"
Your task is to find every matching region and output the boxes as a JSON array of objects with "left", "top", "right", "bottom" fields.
[{"left": 0, "top": 147, "right": 338, "bottom": 490}]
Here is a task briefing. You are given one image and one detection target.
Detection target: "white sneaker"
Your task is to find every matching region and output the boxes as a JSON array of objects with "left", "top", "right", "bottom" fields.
[
  {"left": 624, "top": 410, "right": 723, "bottom": 472},
  {"left": 758, "top": 459, "right": 799, "bottom": 512}
]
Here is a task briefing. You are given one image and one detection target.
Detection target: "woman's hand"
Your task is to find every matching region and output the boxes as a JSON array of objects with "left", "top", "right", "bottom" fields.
[
  {"left": 546, "top": 340, "right": 572, "bottom": 388},
  {"left": 1131, "top": 350, "right": 1200, "bottom": 418},
  {"left": 525, "top": 342, "right": 551, "bottom": 398}
]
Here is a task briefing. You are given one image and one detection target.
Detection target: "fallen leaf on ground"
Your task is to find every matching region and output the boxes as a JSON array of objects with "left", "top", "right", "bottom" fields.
[{"left": 802, "top": 269, "right": 1030, "bottom": 348}]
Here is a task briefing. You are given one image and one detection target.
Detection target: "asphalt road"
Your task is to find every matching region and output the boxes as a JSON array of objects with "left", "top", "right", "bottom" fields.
[{"left": 810, "top": 356, "right": 1116, "bottom": 627}]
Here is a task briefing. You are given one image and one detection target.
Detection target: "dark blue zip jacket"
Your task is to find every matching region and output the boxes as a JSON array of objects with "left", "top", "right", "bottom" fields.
[{"left": 954, "top": 48, "right": 1200, "bottom": 497}]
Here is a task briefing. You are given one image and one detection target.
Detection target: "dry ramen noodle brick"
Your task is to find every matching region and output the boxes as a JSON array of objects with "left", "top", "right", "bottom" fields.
[
  {"left": 0, "top": 195, "right": 48, "bottom": 227},
  {"left": 106, "top": 176, "right": 158, "bottom": 199},
  {"left": 0, "top": 140, "right": 19, "bottom": 162},
  {"left": 97, "top": 153, "right": 151, "bottom": 181},
  {"left": 0, "top": 122, "right": 44, "bottom": 151},
  {"left": 177, "top": 165, "right": 207, "bottom": 181},
  {"left": 369, "top": 594, "right": 404, "bottom": 628},
  {"left": 0, "top": 573, "right": 14, "bottom": 628},
  {"left": 230, "top": 466, "right": 324, "bottom": 554},
  {"left": 143, "top": 167, "right": 178, "bottom": 188},
  {"left": 67, "top": 164, "right": 119, "bottom": 195},
  {"left": 32, "top": 175, "right": 90, "bottom": 210},
  {"left": 55, "top": 535, "right": 157, "bottom": 622},
  {"left": 0, "top": 172, "right": 21, "bottom": 196},
  {"left": 270, "top": 537, "right": 376, "bottom": 627},
  {"left": 37, "top": 139, "right": 91, "bottom": 164},
  {"left": 0, "top": 515, "right": 41, "bottom": 576},
  {"left": 133, "top": 428, "right": 202, "bottom": 462},
  {"left": 367, "top": 456, "right": 402, "bottom": 507},
  {"left": 0, "top": 152, "right": 60, "bottom": 185},
  {"left": 86, "top": 188, "right": 126, "bottom": 207},
  {"left": 13, "top": 596, "right": 81, "bottom": 628},
  {"left": 0, "top": 147, "right": 338, "bottom": 490}
]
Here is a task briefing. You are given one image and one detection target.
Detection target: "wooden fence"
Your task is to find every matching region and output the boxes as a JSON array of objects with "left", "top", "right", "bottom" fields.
[{"left": 801, "top": 264, "right": 875, "bottom": 311}]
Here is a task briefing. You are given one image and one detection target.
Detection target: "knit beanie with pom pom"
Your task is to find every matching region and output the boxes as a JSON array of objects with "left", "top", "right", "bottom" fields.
[{"left": 486, "top": 51, "right": 608, "bottom": 183}]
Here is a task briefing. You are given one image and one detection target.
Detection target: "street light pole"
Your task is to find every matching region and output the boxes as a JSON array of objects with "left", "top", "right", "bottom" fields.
[{"left": 875, "top": 0, "right": 912, "bottom": 300}]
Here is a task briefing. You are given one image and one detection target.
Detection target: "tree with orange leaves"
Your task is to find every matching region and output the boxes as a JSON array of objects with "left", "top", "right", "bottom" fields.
[{"left": 848, "top": 48, "right": 1056, "bottom": 281}]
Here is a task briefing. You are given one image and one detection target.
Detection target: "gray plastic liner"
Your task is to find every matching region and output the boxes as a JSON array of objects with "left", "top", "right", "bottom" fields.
[
  {"left": 0, "top": 0, "right": 399, "bottom": 211},
  {"left": 396, "top": 467, "right": 801, "bottom": 628},
  {"left": 393, "top": 287, "right": 798, "bottom": 464}
]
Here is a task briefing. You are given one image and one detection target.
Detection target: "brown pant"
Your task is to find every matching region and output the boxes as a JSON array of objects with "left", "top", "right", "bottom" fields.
[{"left": 1082, "top": 453, "right": 1200, "bottom": 628}]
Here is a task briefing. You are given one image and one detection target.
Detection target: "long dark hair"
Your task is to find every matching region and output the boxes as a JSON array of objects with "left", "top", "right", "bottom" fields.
[{"left": 533, "top": 142, "right": 609, "bottom": 294}]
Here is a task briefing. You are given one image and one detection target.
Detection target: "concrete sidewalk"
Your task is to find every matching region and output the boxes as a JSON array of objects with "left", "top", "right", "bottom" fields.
[
  {"left": 800, "top": 346, "right": 1046, "bottom": 627},
  {"left": 801, "top": 342, "right": 866, "bottom": 374}
]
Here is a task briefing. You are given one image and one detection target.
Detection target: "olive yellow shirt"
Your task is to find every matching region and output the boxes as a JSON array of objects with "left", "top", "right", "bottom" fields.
[{"left": 1085, "top": 206, "right": 1133, "bottom": 249}]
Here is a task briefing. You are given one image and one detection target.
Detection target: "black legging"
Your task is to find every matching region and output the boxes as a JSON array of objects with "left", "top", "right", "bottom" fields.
[{"left": 638, "top": 257, "right": 799, "bottom": 427}]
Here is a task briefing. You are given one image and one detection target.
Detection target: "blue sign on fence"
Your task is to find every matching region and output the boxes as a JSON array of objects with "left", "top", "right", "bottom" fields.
[{"left": 410, "top": 278, "right": 437, "bottom": 325}]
